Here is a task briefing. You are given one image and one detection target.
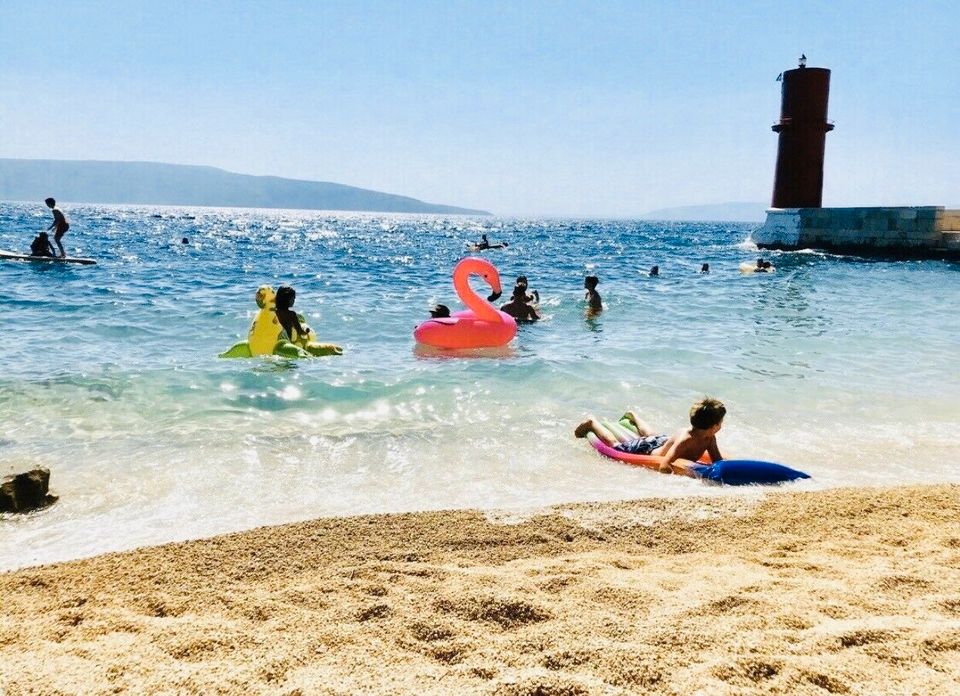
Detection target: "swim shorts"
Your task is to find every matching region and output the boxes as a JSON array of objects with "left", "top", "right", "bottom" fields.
[{"left": 613, "top": 434, "right": 669, "bottom": 455}]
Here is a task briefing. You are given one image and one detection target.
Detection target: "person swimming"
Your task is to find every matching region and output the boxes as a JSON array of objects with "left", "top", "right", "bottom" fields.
[
  {"left": 500, "top": 285, "right": 540, "bottom": 322},
  {"left": 430, "top": 304, "right": 451, "bottom": 318},
  {"left": 513, "top": 275, "right": 539, "bottom": 304}
]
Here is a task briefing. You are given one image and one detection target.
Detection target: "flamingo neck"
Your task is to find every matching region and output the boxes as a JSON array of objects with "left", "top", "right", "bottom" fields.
[{"left": 453, "top": 266, "right": 501, "bottom": 322}]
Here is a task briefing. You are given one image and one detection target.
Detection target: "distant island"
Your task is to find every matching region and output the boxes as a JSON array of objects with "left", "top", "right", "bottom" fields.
[
  {"left": 0, "top": 159, "right": 489, "bottom": 215},
  {"left": 641, "top": 201, "right": 767, "bottom": 223}
]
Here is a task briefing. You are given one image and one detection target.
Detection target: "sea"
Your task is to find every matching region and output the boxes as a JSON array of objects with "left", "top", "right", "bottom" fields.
[{"left": 1, "top": 202, "right": 958, "bottom": 570}]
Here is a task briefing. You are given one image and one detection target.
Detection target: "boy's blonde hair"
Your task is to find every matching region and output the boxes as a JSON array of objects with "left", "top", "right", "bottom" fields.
[{"left": 689, "top": 397, "right": 726, "bottom": 430}]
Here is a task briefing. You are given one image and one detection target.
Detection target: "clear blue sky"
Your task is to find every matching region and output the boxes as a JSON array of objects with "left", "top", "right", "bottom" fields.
[{"left": 2, "top": 1, "right": 957, "bottom": 216}]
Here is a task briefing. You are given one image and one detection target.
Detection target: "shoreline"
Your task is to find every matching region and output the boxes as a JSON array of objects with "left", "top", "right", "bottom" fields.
[{"left": 3, "top": 483, "right": 960, "bottom": 694}]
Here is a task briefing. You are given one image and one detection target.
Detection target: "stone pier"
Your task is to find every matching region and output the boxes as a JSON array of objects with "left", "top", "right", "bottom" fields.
[{"left": 754, "top": 207, "right": 960, "bottom": 258}]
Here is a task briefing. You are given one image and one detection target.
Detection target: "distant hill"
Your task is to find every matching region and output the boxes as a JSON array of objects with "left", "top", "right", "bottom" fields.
[
  {"left": 0, "top": 159, "right": 489, "bottom": 215},
  {"left": 641, "top": 201, "right": 766, "bottom": 223}
]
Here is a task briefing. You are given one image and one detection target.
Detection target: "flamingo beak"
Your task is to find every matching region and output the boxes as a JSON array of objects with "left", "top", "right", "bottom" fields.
[{"left": 487, "top": 271, "right": 503, "bottom": 302}]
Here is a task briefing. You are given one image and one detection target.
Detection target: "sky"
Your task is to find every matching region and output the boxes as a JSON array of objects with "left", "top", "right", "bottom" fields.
[{"left": 1, "top": 0, "right": 957, "bottom": 216}]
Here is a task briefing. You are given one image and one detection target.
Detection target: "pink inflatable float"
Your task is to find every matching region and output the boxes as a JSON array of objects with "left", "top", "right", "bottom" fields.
[{"left": 414, "top": 257, "right": 518, "bottom": 349}]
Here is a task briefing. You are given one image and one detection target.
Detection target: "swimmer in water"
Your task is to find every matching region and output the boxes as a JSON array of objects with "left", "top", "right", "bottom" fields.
[
  {"left": 513, "top": 275, "right": 539, "bottom": 304},
  {"left": 584, "top": 275, "right": 602, "bottom": 315},
  {"left": 500, "top": 284, "right": 540, "bottom": 322}
]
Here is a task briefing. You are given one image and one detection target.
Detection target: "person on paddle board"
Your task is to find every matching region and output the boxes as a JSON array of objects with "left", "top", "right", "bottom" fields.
[
  {"left": 30, "top": 232, "right": 56, "bottom": 257},
  {"left": 472, "top": 234, "right": 508, "bottom": 250},
  {"left": 45, "top": 197, "right": 70, "bottom": 258}
]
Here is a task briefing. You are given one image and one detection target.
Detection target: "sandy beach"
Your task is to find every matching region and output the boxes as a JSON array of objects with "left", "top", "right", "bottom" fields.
[{"left": 2, "top": 484, "right": 960, "bottom": 695}]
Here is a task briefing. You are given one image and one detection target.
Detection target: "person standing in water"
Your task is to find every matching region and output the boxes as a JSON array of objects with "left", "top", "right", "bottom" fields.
[
  {"left": 511, "top": 275, "right": 539, "bottom": 304},
  {"left": 501, "top": 285, "right": 540, "bottom": 322},
  {"left": 584, "top": 275, "right": 602, "bottom": 315},
  {"left": 45, "top": 198, "right": 70, "bottom": 258}
]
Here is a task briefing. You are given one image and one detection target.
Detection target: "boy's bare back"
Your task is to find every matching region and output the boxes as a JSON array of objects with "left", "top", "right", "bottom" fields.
[{"left": 657, "top": 427, "right": 722, "bottom": 465}]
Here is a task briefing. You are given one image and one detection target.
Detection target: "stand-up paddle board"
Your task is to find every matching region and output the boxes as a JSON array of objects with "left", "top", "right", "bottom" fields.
[{"left": 0, "top": 250, "right": 97, "bottom": 266}]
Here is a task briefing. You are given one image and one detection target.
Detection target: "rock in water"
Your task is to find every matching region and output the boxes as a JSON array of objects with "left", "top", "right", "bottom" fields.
[{"left": 0, "top": 468, "right": 58, "bottom": 513}]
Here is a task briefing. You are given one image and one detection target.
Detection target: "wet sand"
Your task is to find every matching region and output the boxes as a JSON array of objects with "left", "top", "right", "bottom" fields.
[{"left": 2, "top": 484, "right": 960, "bottom": 695}]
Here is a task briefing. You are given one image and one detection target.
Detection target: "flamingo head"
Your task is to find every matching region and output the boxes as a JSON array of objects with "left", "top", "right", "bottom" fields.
[{"left": 454, "top": 256, "right": 503, "bottom": 300}]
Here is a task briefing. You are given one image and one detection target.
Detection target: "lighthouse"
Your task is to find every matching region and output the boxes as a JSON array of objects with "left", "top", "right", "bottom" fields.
[
  {"left": 770, "top": 57, "right": 833, "bottom": 208},
  {"left": 755, "top": 57, "right": 959, "bottom": 258}
]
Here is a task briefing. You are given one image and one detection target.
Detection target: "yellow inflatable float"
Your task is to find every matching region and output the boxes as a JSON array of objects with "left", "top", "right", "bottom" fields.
[{"left": 220, "top": 285, "right": 343, "bottom": 359}]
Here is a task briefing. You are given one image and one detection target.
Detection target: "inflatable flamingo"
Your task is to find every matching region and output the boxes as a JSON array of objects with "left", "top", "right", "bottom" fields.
[{"left": 414, "top": 257, "right": 518, "bottom": 349}]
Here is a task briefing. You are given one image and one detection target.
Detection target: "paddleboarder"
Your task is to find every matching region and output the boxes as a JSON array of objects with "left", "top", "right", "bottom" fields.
[{"left": 45, "top": 197, "right": 70, "bottom": 258}]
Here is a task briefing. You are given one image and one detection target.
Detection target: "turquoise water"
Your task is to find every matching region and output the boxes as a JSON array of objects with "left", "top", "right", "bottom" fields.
[{"left": 2, "top": 202, "right": 958, "bottom": 569}]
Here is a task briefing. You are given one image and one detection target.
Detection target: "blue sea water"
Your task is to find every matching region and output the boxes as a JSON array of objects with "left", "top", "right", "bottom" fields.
[{"left": 1, "top": 202, "right": 958, "bottom": 569}]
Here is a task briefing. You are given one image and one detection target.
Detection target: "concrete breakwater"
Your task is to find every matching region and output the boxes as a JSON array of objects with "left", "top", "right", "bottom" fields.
[{"left": 755, "top": 206, "right": 960, "bottom": 258}]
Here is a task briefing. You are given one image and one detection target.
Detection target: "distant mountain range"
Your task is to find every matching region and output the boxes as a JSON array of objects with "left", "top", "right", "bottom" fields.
[
  {"left": 0, "top": 159, "right": 489, "bottom": 215},
  {"left": 641, "top": 201, "right": 767, "bottom": 223}
]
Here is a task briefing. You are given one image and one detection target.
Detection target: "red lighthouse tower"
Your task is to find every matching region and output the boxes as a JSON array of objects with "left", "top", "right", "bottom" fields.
[{"left": 771, "top": 56, "right": 834, "bottom": 208}]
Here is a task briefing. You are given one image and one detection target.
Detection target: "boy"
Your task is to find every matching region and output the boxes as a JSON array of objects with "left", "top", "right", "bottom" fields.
[
  {"left": 45, "top": 197, "right": 70, "bottom": 258},
  {"left": 514, "top": 275, "right": 539, "bottom": 304},
  {"left": 583, "top": 275, "right": 602, "bottom": 314},
  {"left": 575, "top": 397, "right": 726, "bottom": 474},
  {"left": 500, "top": 285, "right": 540, "bottom": 322}
]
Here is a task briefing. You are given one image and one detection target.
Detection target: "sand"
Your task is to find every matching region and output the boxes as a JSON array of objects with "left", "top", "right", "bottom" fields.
[{"left": 2, "top": 484, "right": 960, "bottom": 695}]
